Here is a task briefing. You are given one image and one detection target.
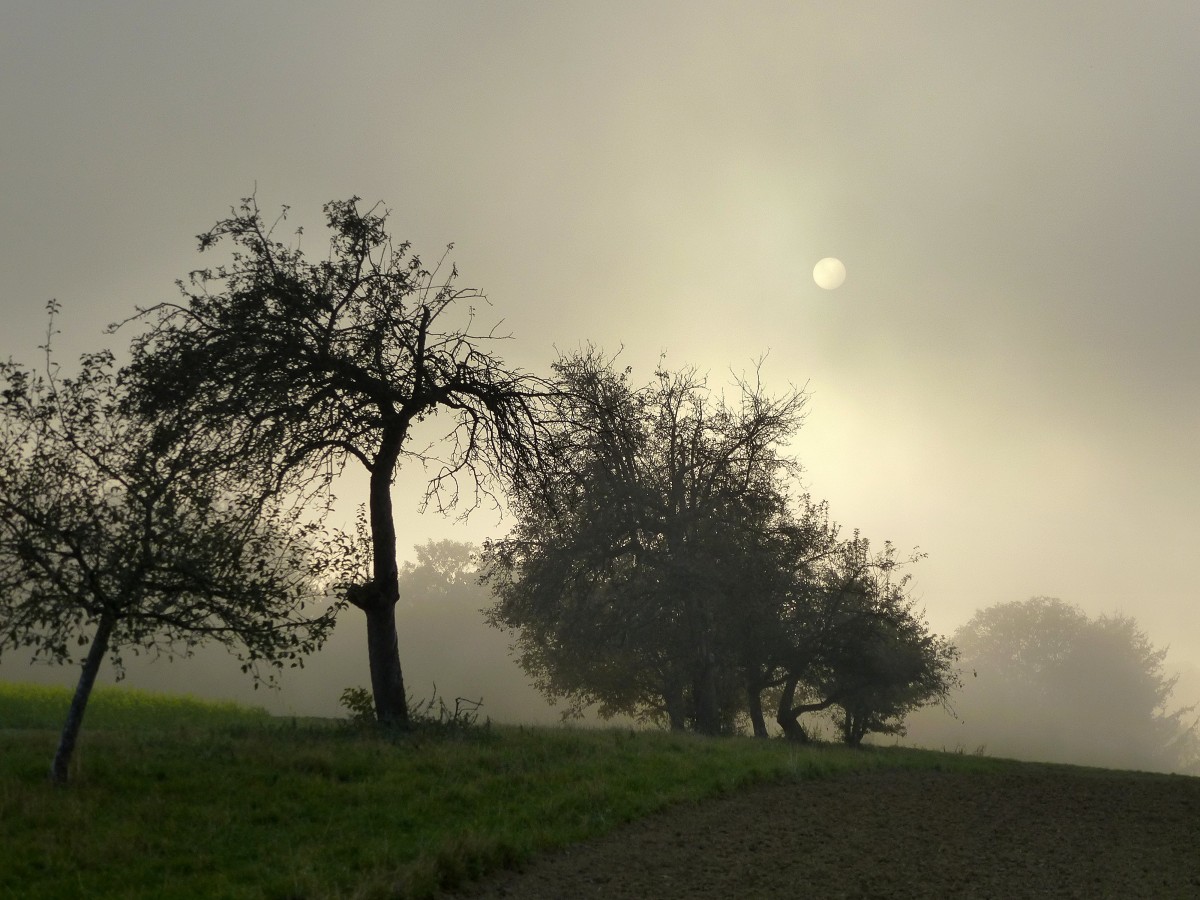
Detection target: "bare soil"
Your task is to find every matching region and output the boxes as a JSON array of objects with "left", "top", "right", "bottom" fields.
[{"left": 454, "top": 767, "right": 1200, "bottom": 899}]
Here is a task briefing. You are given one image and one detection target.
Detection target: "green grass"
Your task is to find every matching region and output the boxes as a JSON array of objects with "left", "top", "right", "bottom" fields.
[
  {"left": 0, "top": 681, "right": 1012, "bottom": 900},
  {"left": 0, "top": 680, "right": 272, "bottom": 731}
]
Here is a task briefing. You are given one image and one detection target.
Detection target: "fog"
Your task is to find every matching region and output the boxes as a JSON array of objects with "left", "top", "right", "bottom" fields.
[
  {"left": 899, "top": 660, "right": 1200, "bottom": 775},
  {"left": 5, "top": 546, "right": 1197, "bottom": 774},
  {"left": 3, "top": 3, "right": 1199, "bottom": 767},
  {"left": 0, "top": 545, "right": 568, "bottom": 726}
]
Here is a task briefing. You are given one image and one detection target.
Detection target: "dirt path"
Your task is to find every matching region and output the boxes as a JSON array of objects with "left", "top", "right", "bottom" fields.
[{"left": 455, "top": 768, "right": 1200, "bottom": 899}]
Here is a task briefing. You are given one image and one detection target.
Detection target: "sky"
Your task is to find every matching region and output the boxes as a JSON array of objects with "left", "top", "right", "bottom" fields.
[{"left": 3, "top": 1, "right": 1199, "bottom": 716}]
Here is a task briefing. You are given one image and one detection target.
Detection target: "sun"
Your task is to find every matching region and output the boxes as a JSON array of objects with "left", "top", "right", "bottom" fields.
[{"left": 813, "top": 257, "right": 846, "bottom": 290}]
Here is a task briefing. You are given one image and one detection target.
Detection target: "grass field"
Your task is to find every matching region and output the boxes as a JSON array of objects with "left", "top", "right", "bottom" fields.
[{"left": 1, "top": 681, "right": 1013, "bottom": 899}]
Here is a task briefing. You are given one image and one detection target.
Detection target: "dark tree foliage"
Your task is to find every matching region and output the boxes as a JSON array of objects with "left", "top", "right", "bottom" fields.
[
  {"left": 485, "top": 349, "right": 959, "bottom": 740},
  {"left": 708, "top": 494, "right": 838, "bottom": 738},
  {"left": 486, "top": 349, "right": 809, "bottom": 734},
  {"left": 823, "top": 544, "right": 958, "bottom": 745},
  {"left": 772, "top": 535, "right": 959, "bottom": 745},
  {"left": 953, "top": 597, "right": 1198, "bottom": 773},
  {"left": 0, "top": 316, "right": 337, "bottom": 782},
  {"left": 122, "top": 197, "right": 547, "bottom": 726}
]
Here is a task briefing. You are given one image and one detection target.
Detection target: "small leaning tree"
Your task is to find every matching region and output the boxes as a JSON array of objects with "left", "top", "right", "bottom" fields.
[
  {"left": 122, "top": 197, "right": 547, "bottom": 726},
  {"left": 0, "top": 316, "right": 339, "bottom": 783}
]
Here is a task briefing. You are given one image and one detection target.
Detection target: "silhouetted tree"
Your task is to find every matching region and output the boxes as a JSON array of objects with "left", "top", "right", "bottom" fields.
[
  {"left": 770, "top": 535, "right": 957, "bottom": 744},
  {"left": 123, "top": 197, "right": 547, "bottom": 726},
  {"left": 485, "top": 349, "right": 957, "bottom": 740},
  {"left": 485, "top": 349, "right": 810, "bottom": 734},
  {"left": 952, "top": 597, "right": 1197, "bottom": 773},
  {"left": 718, "top": 496, "right": 838, "bottom": 738},
  {"left": 827, "top": 572, "right": 958, "bottom": 745},
  {"left": 0, "top": 317, "right": 336, "bottom": 782}
]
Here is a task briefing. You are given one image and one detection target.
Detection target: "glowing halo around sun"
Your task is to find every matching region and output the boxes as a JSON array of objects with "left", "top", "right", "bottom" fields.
[{"left": 813, "top": 257, "right": 846, "bottom": 290}]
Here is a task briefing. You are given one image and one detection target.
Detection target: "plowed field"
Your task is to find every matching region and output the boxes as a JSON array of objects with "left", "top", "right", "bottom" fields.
[{"left": 456, "top": 768, "right": 1200, "bottom": 899}]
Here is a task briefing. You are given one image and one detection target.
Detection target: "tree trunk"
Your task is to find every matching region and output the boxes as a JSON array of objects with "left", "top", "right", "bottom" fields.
[
  {"left": 775, "top": 673, "right": 808, "bottom": 742},
  {"left": 748, "top": 683, "right": 769, "bottom": 739},
  {"left": 51, "top": 613, "right": 115, "bottom": 784},
  {"left": 687, "top": 589, "right": 721, "bottom": 736},
  {"left": 364, "top": 443, "right": 409, "bottom": 727},
  {"left": 664, "top": 679, "right": 687, "bottom": 731},
  {"left": 776, "top": 672, "right": 839, "bottom": 743},
  {"left": 692, "top": 658, "right": 721, "bottom": 736},
  {"left": 841, "top": 708, "right": 867, "bottom": 746},
  {"left": 363, "top": 600, "right": 408, "bottom": 726}
]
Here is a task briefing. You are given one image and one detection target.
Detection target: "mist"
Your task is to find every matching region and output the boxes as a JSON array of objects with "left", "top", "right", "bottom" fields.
[
  {"left": 6, "top": 537, "right": 1196, "bottom": 776},
  {"left": 900, "top": 663, "right": 1200, "bottom": 776},
  {"left": 0, "top": 542, "right": 569, "bottom": 726},
  {"left": 4, "top": 2, "right": 1200, "bottom": 771},
  {"left": 898, "top": 599, "right": 1200, "bottom": 775}
]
